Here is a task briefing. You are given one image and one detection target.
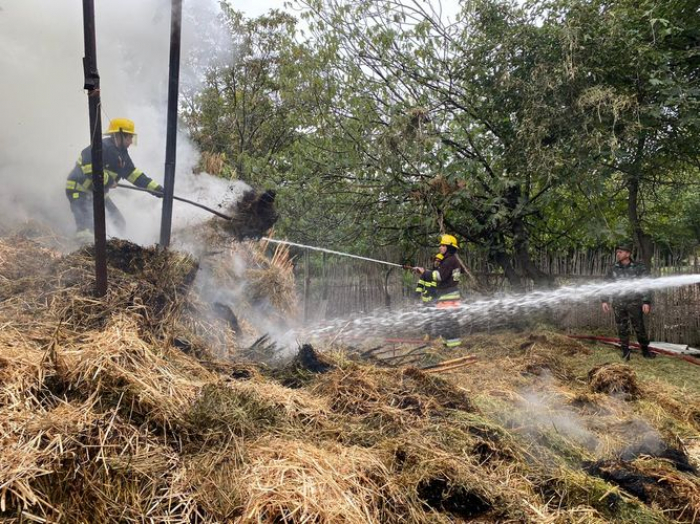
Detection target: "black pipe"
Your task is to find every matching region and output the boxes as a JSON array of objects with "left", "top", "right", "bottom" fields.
[
  {"left": 117, "top": 183, "right": 233, "bottom": 220},
  {"left": 81, "top": 0, "right": 108, "bottom": 296},
  {"left": 159, "top": 0, "right": 183, "bottom": 247}
]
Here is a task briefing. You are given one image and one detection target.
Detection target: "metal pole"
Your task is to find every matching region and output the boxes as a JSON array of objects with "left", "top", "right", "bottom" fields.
[
  {"left": 159, "top": 0, "right": 183, "bottom": 247},
  {"left": 82, "top": 0, "right": 108, "bottom": 296}
]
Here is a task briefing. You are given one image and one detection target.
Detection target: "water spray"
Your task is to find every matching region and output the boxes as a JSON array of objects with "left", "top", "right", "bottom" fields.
[{"left": 299, "top": 274, "right": 700, "bottom": 341}]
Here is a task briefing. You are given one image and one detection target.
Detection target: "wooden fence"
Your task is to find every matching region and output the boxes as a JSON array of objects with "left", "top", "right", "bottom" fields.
[{"left": 296, "top": 247, "right": 700, "bottom": 346}]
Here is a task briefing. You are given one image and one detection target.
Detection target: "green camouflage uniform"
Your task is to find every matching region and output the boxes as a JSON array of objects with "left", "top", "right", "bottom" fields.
[{"left": 602, "top": 260, "right": 651, "bottom": 357}]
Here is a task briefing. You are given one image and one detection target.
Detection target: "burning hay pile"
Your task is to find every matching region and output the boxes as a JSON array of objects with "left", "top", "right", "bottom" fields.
[
  {"left": 1, "top": 231, "right": 700, "bottom": 523},
  {"left": 177, "top": 223, "right": 299, "bottom": 357},
  {"left": 220, "top": 188, "right": 278, "bottom": 240}
]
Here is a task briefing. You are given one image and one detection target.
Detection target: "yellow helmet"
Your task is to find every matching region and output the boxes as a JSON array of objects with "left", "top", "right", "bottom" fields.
[
  {"left": 439, "top": 234, "right": 459, "bottom": 249},
  {"left": 106, "top": 118, "right": 137, "bottom": 135}
]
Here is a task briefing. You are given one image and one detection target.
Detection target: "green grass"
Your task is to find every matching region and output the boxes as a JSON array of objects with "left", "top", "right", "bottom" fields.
[{"left": 568, "top": 342, "right": 700, "bottom": 395}]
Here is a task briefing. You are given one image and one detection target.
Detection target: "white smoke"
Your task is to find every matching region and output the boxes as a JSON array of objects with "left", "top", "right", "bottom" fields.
[
  {"left": 517, "top": 376, "right": 599, "bottom": 451},
  {"left": 0, "top": 0, "right": 237, "bottom": 244}
]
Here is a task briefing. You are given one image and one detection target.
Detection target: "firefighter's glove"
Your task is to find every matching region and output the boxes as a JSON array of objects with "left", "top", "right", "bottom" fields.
[{"left": 151, "top": 185, "right": 164, "bottom": 198}]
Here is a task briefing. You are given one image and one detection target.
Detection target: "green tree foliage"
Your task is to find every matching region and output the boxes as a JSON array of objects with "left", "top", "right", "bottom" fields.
[
  {"left": 182, "top": 6, "right": 312, "bottom": 185},
  {"left": 185, "top": 0, "right": 700, "bottom": 284},
  {"left": 544, "top": 0, "right": 700, "bottom": 265}
]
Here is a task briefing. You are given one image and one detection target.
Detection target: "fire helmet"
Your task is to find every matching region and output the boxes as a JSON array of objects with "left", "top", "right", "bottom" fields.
[
  {"left": 106, "top": 118, "right": 137, "bottom": 136},
  {"left": 439, "top": 234, "right": 459, "bottom": 249}
]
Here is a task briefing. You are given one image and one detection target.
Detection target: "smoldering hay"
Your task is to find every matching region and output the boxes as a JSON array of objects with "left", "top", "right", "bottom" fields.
[{"left": 1, "top": 228, "right": 700, "bottom": 523}]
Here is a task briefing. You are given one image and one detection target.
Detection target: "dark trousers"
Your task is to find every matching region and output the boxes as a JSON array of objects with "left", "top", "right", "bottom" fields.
[
  {"left": 66, "top": 192, "right": 94, "bottom": 232},
  {"left": 613, "top": 301, "right": 650, "bottom": 349},
  {"left": 435, "top": 294, "right": 461, "bottom": 347},
  {"left": 66, "top": 191, "right": 125, "bottom": 233}
]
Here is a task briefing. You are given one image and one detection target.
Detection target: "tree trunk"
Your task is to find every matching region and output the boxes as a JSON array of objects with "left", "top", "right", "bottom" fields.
[
  {"left": 492, "top": 246, "right": 523, "bottom": 291},
  {"left": 512, "top": 216, "right": 555, "bottom": 288},
  {"left": 627, "top": 134, "right": 653, "bottom": 267}
]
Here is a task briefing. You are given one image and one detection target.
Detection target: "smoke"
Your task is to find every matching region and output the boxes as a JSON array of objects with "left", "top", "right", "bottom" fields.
[
  {"left": 513, "top": 376, "right": 674, "bottom": 461},
  {"left": 517, "top": 375, "right": 599, "bottom": 451},
  {"left": 0, "top": 0, "right": 233, "bottom": 244},
  {"left": 0, "top": 0, "right": 300, "bottom": 354}
]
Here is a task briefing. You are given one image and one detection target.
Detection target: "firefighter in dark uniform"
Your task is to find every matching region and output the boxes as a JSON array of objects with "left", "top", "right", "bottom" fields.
[
  {"left": 601, "top": 242, "right": 654, "bottom": 361},
  {"left": 65, "top": 118, "right": 163, "bottom": 242},
  {"left": 415, "top": 253, "right": 443, "bottom": 306},
  {"left": 414, "top": 235, "right": 462, "bottom": 348}
]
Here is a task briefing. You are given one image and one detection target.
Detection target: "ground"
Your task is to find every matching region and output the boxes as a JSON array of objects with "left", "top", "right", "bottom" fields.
[{"left": 0, "top": 228, "right": 698, "bottom": 523}]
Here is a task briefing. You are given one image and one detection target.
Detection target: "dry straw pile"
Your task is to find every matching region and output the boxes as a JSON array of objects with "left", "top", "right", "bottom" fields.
[{"left": 1, "top": 230, "right": 699, "bottom": 523}]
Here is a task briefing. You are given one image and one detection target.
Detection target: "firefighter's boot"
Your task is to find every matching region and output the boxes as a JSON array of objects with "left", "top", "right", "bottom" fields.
[
  {"left": 620, "top": 346, "right": 631, "bottom": 361},
  {"left": 75, "top": 229, "right": 94, "bottom": 245},
  {"left": 641, "top": 346, "right": 656, "bottom": 359}
]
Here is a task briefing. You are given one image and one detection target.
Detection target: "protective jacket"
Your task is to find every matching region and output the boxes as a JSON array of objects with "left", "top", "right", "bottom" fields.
[
  {"left": 415, "top": 275, "right": 438, "bottom": 304},
  {"left": 427, "top": 252, "right": 462, "bottom": 348},
  {"left": 65, "top": 136, "right": 162, "bottom": 199},
  {"left": 415, "top": 254, "right": 443, "bottom": 304},
  {"left": 431, "top": 254, "right": 461, "bottom": 299},
  {"left": 602, "top": 260, "right": 651, "bottom": 305}
]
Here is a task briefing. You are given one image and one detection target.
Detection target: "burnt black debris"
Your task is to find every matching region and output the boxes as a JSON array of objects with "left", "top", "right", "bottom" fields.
[
  {"left": 417, "top": 476, "right": 492, "bottom": 519},
  {"left": 619, "top": 436, "right": 696, "bottom": 473},
  {"left": 212, "top": 302, "right": 240, "bottom": 333},
  {"left": 223, "top": 189, "right": 278, "bottom": 240},
  {"left": 293, "top": 344, "right": 334, "bottom": 374}
]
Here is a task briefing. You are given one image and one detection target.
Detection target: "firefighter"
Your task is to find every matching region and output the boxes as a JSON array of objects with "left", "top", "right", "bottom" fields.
[
  {"left": 414, "top": 234, "right": 462, "bottom": 348},
  {"left": 601, "top": 242, "right": 654, "bottom": 361},
  {"left": 415, "top": 253, "right": 443, "bottom": 306},
  {"left": 65, "top": 118, "right": 163, "bottom": 242}
]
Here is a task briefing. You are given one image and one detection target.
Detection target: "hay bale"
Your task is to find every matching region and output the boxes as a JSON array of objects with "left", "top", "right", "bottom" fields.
[{"left": 588, "top": 363, "right": 640, "bottom": 399}]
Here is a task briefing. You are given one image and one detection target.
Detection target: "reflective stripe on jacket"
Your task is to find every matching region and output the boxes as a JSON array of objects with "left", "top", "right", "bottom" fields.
[
  {"left": 431, "top": 254, "right": 461, "bottom": 300},
  {"left": 65, "top": 136, "right": 161, "bottom": 197}
]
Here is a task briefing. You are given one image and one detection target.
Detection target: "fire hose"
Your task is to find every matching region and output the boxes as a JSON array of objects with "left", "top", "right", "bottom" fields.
[
  {"left": 568, "top": 335, "right": 700, "bottom": 367},
  {"left": 117, "top": 184, "right": 420, "bottom": 270}
]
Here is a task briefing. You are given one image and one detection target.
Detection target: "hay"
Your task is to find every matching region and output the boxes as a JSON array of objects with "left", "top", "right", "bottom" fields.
[
  {"left": 233, "top": 438, "right": 395, "bottom": 523},
  {"left": 245, "top": 236, "right": 298, "bottom": 318},
  {"left": 4, "top": 230, "right": 700, "bottom": 523},
  {"left": 587, "top": 458, "right": 700, "bottom": 523},
  {"left": 587, "top": 363, "right": 640, "bottom": 398},
  {"left": 183, "top": 230, "right": 299, "bottom": 351}
]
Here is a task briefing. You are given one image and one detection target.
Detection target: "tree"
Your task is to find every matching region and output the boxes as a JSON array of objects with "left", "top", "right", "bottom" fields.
[
  {"left": 546, "top": 0, "right": 700, "bottom": 266},
  {"left": 183, "top": 0, "right": 700, "bottom": 281},
  {"left": 182, "top": 7, "right": 312, "bottom": 186}
]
